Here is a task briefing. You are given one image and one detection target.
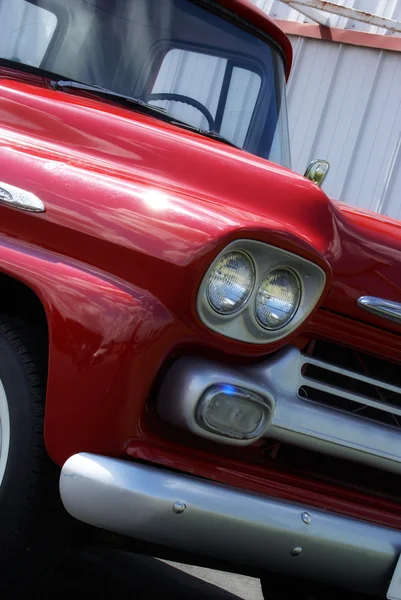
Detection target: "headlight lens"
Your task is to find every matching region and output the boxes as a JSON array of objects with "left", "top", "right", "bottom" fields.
[
  {"left": 255, "top": 268, "right": 301, "bottom": 330},
  {"left": 207, "top": 251, "right": 255, "bottom": 315}
]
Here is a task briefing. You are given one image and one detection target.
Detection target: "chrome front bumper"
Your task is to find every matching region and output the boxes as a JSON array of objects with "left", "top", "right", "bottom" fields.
[{"left": 60, "top": 453, "right": 401, "bottom": 594}]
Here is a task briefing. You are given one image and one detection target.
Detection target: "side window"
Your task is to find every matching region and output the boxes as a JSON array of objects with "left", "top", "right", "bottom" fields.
[
  {"left": 0, "top": 0, "right": 57, "bottom": 67},
  {"left": 150, "top": 48, "right": 261, "bottom": 142}
]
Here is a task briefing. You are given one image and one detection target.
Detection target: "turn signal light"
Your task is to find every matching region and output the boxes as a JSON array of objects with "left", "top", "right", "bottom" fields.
[{"left": 196, "top": 385, "right": 271, "bottom": 440}]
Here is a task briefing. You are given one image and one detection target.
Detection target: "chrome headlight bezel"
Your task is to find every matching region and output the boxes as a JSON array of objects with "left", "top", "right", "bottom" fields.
[{"left": 197, "top": 240, "right": 326, "bottom": 344}]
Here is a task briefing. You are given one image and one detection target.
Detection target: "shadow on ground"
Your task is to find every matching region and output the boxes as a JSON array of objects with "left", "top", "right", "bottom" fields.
[
  {"left": 30, "top": 546, "right": 384, "bottom": 600},
  {"left": 39, "top": 548, "right": 247, "bottom": 599}
]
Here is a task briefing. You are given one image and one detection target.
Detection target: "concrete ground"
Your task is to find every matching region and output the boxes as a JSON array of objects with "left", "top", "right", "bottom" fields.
[{"left": 161, "top": 560, "right": 264, "bottom": 599}]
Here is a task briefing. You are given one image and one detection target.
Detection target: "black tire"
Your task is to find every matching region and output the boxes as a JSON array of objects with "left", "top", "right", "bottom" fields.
[{"left": 0, "top": 317, "right": 70, "bottom": 593}]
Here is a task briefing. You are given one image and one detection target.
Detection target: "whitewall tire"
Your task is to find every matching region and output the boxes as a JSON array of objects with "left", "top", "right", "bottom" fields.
[{"left": 0, "top": 380, "right": 10, "bottom": 488}]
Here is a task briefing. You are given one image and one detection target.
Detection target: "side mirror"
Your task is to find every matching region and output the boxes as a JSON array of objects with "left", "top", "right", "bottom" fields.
[{"left": 304, "top": 160, "right": 330, "bottom": 187}]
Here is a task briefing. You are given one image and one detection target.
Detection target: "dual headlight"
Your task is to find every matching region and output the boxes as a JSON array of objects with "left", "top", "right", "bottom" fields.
[
  {"left": 197, "top": 240, "right": 326, "bottom": 344},
  {"left": 207, "top": 250, "right": 300, "bottom": 330}
]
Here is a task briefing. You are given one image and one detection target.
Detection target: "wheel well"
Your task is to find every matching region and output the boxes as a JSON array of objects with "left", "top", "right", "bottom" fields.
[{"left": 0, "top": 273, "right": 48, "bottom": 344}]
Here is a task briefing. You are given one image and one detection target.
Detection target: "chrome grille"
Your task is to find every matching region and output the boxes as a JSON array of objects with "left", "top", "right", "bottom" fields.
[
  {"left": 300, "top": 341, "right": 401, "bottom": 429},
  {"left": 158, "top": 342, "right": 401, "bottom": 474}
]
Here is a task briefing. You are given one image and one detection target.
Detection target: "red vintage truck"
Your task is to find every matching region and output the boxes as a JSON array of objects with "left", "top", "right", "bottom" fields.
[{"left": 1, "top": 0, "right": 401, "bottom": 597}]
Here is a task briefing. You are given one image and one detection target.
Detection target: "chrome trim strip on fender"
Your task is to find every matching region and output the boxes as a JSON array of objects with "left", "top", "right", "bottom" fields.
[
  {"left": 60, "top": 453, "right": 401, "bottom": 595},
  {"left": 358, "top": 296, "right": 401, "bottom": 325},
  {"left": 0, "top": 182, "right": 45, "bottom": 212}
]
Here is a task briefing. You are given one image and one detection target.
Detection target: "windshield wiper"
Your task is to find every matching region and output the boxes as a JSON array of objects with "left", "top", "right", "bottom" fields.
[
  {"left": 2, "top": 60, "right": 240, "bottom": 151},
  {"left": 52, "top": 80, "right": 168, "bottom": 115},
  {"left": 195, "top": 129, "right": 240, "bottom": 150},
  {"left": 173, "top": 122, "right": 241, "bottom": 149},
  {"left": 52, "top": 80, "right": 241, "bottom": 150}
]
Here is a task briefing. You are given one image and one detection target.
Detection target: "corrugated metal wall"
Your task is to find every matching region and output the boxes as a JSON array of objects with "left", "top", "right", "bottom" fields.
[
  {"left": 287, "top": 35, "right": 401, "bottom": 216},
  {"left": 250, "top": 0, "right": 401, "bottom": 217}
]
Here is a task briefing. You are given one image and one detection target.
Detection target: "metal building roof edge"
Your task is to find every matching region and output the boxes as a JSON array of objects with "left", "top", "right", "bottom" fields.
[{"left": 276, "top": 19, "right": 401, "bottom": 52}]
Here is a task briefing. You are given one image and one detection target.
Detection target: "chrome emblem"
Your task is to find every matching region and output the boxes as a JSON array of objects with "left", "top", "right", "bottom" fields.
[
  {"left": 357, "top": 296, "right": 401, "bottom": 325},
  {"left": 0, "top": 181, "right": 45, "bottom": 212}
]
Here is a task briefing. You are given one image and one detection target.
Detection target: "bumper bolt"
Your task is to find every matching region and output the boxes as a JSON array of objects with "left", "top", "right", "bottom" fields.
[
  {"left": 291, "top": 547, "right": 302, "bottom": 557},
  {"left": 302, "top": 512, "right": 311, "bottom": 524},
  {"left": 173, "top": 501, "right": 186, "bottom": 514}
]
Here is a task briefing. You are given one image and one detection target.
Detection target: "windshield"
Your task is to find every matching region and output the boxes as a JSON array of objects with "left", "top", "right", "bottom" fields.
[{"left": 0, "top": 0, "right": 291, "bottom": 167}]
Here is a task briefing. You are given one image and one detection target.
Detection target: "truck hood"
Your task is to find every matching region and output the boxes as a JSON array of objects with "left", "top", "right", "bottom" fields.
[{"left": 0, "top": 70, "right": 400, "bottom": 336}]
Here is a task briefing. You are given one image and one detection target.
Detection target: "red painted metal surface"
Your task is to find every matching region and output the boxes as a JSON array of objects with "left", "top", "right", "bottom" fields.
[
  {"left": 325, "top": 201, "right": 401, "bottom": 335},
  {"left": 1, "top": 54, "right": 401, "bottom": 529}
]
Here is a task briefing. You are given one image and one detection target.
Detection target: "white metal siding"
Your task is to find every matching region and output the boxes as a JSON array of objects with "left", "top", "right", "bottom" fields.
[
  {"left": 249, "top": 1, "right": 401, "bottom": 217},
  {"left": 286, "top": 36, "right": 401, "bottom": 214}
]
